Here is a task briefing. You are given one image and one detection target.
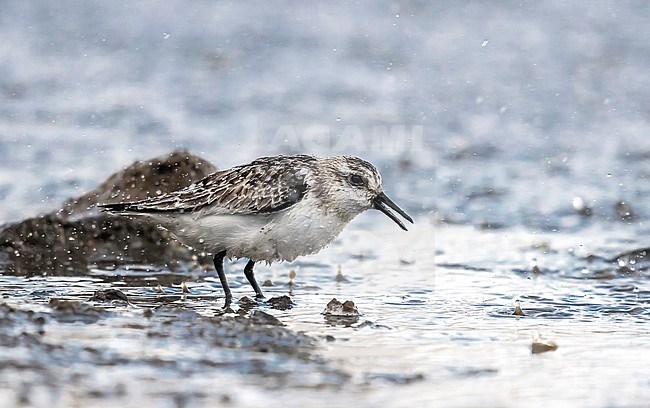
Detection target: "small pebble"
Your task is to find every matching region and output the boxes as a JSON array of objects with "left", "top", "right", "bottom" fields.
[
  {"left": 267, "top": 295, "right": 294, "bottom": 310},
  {"left": 89, "top": 288, "right": 129, "bottom": 303},
  {"left": 513, "top": 300, "right": 526, "bottom": 316},
  {"left": 531, "top": 338, "right": 558, "bottom": 354},
  {"left": 322, "top": 298, "right": 360, "bottom": 317}
]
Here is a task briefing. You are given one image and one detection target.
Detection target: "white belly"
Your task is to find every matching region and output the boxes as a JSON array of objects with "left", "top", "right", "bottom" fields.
[{"left": 146, "top": 195, "right": 352, "bottom": 263}]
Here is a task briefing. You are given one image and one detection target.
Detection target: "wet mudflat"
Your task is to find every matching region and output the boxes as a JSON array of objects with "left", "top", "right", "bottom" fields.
[
  {"left": 2, "top": 1, "right": 650, "bottom": 407},
  {"left": 1, "top": 217, "right": 649, "bottom": 407}
]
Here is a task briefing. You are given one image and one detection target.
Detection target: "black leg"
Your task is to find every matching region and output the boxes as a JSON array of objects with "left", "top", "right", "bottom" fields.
[
  {"left": 244, "top": 260, "right": 265, "bottom": 298},
  {"left": 213, "top": 251, "right": 232, "bottom": 307}
]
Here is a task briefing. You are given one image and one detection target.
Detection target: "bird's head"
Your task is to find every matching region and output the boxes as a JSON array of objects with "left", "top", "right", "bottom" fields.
[{"left": 318, "top": 156, "right": 413, "bottom": 230}]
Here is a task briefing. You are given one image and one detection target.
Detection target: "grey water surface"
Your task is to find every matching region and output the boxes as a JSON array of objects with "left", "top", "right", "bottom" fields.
[{"left": 1, "top": 1, "right": 650, "bottom": 407}]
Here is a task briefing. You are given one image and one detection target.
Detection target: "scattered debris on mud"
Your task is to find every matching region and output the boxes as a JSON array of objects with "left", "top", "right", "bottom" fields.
[
  {"left": 0, "top": 150, "right": 353, "bottom": 403},
  {"left": 513, "top": 300, "right": 526, "bottom": 316},
  {"left": 267, "top": 295, "right": 294, "bottom": 310},
  {"left": 0, "top": 299, "right": 350, "bottom": 405},
  {"left": 322, "top": 299, "right": 360, "bottom": 326},
  {"left": 89, "top": 288, "right": 130, "bottom": 303},
  {"left": 531, "top": 338, "right": 559, "bottom": 354},
  {"left": 322, "top": 298, "right": 359, "bottom": 317}
]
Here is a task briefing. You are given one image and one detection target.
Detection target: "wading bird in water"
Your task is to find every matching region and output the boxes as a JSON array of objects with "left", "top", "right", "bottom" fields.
[{"left": 100, "top": 154, "right": 413, "bottom": 306}]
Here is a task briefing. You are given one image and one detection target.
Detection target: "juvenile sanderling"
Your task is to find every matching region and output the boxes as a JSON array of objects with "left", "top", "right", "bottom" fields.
[{"left": 99, "top": 154, "right": 413, "bottom": 305}]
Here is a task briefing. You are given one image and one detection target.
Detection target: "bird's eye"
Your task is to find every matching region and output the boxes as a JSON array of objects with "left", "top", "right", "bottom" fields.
[{"left": 349, "top": 174, "right": 365, "bottom": 186}]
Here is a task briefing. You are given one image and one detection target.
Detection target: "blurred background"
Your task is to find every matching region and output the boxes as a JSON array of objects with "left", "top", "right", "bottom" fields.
[
  {"left": 1, "top": 1, "right": 649, "bottom": 230},
  {"left": 1, "top": 3, "right": 650, "bottom": 407}
]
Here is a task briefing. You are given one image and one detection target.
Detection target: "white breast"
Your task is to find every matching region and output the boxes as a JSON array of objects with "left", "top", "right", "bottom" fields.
[
  {"left": 146, "top": 194, "right": 352, "bottom": 263},
  {"left": 243, "top": 194, "right": 351, "bottom": 262}
]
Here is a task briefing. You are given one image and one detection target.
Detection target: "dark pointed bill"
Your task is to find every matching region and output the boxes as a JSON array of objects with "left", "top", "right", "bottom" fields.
[{"left": 373, "top": 192, "right": 414, "bottom": 231}]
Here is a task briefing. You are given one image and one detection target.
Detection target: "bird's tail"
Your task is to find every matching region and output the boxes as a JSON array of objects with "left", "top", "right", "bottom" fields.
[
  {"left": 98, "top": 201, "right": 174, "bottom": 214},
  {"left": 98, "top": 202, "right": 140, "bottom": 213}
]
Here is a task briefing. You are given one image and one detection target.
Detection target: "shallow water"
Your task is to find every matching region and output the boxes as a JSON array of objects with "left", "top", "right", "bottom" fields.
[
  {"left": 2, "top": 1, "right": 650, "bottom": 407},
  {"left": 1, "top": 221, "right": 649, "bottom": 407}
]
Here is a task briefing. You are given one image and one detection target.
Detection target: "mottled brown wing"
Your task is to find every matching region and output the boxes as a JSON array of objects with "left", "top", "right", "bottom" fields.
[{"left": 99, "top": 156, "right": 312, "bottom": 215}]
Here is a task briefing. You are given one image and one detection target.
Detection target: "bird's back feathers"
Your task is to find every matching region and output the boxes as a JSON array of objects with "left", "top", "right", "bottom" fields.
[{"left": 99, "top": 155, "right": 316, "bottom": 216}]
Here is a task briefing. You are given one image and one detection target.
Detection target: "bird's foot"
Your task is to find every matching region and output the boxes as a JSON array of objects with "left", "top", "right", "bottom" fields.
[{"left": 222, "top": 294, "right": 233, "bottom": 310}]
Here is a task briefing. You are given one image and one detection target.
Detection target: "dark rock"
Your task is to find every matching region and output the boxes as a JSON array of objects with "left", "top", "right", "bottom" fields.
[
  {"left": 322, "top": 298, "right": 360, "bottom": 317},
  {"left": 356, "top": 320, "right": 390, "bottom": 329},
  {"left": 0, "top": 150, "right": 217, "bottom": 275},
  {"left": 48, "top": 299, "right": 108, "bottom": 323},
  {"left": 89, "top": 289, "right": 129, "bottom": 303},
  {"left": 61, "top": 150, "right": 217, "bottom": 219},
  {"left": 365, "top": 372, "right": 426, "bottom": 384},
  {"left": 531, "top": 339, "right": 558, "bottom": 354},
  {"left": 267, "top": 295, "right": 294, "bottom": 310},
  {"left": 248, "top": 310, "right": 283, "bottom": 326},
  {"left": 513, "top": 300, "right": 526, "bottom": 316},
  {"left": 322, "top": 299, "right": 360, "bottom": 327},
  {"left": 238, "top": 296, "right": 259, "bottom": 308}
]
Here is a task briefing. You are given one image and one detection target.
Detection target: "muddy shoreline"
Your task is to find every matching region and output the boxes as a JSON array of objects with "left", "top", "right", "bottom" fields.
[{"left": 0, "top": 151, "right": 355, "bottom": 406}]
